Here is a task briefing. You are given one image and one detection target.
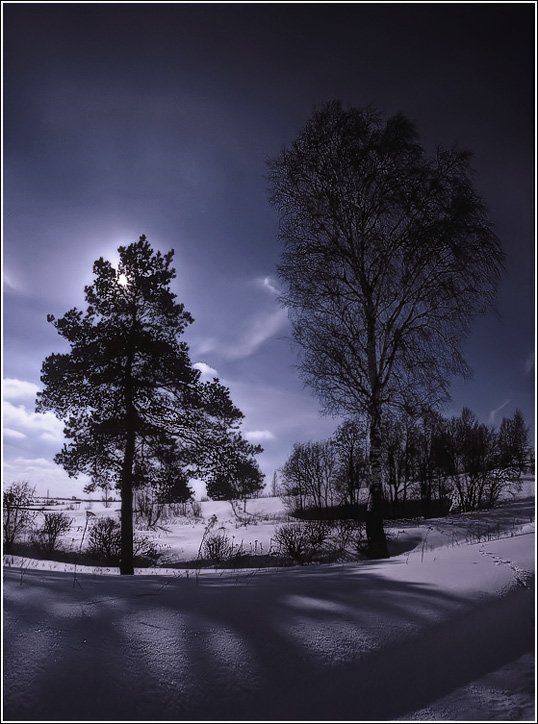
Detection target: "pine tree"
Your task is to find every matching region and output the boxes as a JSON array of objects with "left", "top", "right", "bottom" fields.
[
  {"left": 205, "top": 432, "right": 264, "bottom": 506},
  {"left": 36, "top": 236, "right": 260, "bottom": 573}
]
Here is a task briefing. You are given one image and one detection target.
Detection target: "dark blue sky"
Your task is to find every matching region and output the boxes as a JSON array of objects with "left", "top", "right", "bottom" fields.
[{"left": 2, "top": 2, "right": 535, "bottom": 497}]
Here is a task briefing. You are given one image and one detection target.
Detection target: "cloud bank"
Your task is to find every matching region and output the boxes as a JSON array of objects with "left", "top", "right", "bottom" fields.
[
  {"left": 3, "top": 378, "right": 40, "bottom": 402},
  {"left": 2, "top": 400, "right": 64, "bottom": 444}
]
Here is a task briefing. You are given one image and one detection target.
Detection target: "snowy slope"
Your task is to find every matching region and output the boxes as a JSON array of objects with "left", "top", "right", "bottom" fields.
[{"left": 3, "top": 490, "right": 535, "bottom": 722}]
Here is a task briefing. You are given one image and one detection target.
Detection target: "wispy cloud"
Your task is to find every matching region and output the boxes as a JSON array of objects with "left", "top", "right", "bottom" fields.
[
  {"left": 2, "top": 270, "right": 24, "bottom": 294},
  {"left": 189, "top": 277, "right": 289, "bottom": 362},
  {"left": 192, "top": 337, "right": 219, "bottom": 356},
  {"left": 192, "top": 307, "right": 289, "bottom": 362},
  {"left": 488, "top": 399, "right": 511, "bottom": 424},
  {"left": 245, "top": 429, "right": 276, "bottom": 442},
  {"left": 193, "top": 361, "right": 219, "bottom": 380},
  {"left": 225, "top": 308, "right": 289, "bottom": 360},
  {"left": 524, "top": 350, "right": 534, "bottom": 376},
  {"left": 256, "top": 276, "right": 280, "bottom": 297}
]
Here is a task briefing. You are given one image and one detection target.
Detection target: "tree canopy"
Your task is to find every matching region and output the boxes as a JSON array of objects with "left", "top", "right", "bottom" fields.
[{"left": 36, "top": 236, "right": 262, "bottom": 573}]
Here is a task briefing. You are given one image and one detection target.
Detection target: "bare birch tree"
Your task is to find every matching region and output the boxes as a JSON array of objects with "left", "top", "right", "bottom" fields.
[{"left": 268, "top": 100, "right": 505, "bottom": 557}]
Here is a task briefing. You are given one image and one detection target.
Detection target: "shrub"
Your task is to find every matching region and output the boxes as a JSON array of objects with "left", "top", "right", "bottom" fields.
[
  {"left": 273, "top": 521, "right": 330, "bottom": 564},
  {"left": 202, "top": 530, "right": 234, "bottom": 563},
  {"left": 87, "top": 517, "right": 121, "bottom": 563},
  {"left": 133, "top": 533, "right": 165, "bottom": 566},
  {"left": 33, "top": 512, "right": 73, "bottom": 555},
  {"left": 327, "top": 519, "right": 365, "bottom": 553},
  {"left": 3, "top": 481, "right": 38, "bottom": 553},
  {"left": 86, "top": 516, "right": 164, "bottom": 566}
]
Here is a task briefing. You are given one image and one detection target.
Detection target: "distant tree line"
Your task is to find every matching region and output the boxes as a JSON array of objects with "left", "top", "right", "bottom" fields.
[{"left": 278, "top": 407, "right": 531, "bottom": 519}]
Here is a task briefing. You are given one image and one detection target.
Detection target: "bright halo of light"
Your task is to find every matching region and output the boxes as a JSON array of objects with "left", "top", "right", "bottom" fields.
[{"left": 118, "top": 273, "right": 128, "bottom": 286}]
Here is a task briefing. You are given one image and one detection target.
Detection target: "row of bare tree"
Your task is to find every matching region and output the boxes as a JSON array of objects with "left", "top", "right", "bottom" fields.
[{"left": 278, "top": 407, "right": 531, "bottom": 517}]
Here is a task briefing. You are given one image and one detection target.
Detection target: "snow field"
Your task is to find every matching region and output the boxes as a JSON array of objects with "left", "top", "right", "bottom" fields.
[{"left": 2, "top": 480, "right": 535, "bottom": 721}]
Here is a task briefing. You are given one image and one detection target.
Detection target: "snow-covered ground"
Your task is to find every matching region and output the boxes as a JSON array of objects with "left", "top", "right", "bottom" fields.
[{"left": 2, "top": 479, "right": 536, "bottom": 721}]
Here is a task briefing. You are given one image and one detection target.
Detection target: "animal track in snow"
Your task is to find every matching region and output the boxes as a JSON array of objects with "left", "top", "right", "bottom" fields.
[{"left": 478, "top": 546, "right": 532, "bottom": 590}]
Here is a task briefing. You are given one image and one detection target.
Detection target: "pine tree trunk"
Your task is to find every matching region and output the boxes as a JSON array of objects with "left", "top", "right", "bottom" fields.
[
  {"left": 120, "top": 426, "right": 135, "bottom": 575},
  {"left": 120, "top": 335, "right": 136, "bottom": 576}
]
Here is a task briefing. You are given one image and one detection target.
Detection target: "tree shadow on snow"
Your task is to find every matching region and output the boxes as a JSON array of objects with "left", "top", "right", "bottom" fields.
[{"left": 2, "top": 561, "right": 534, "bottom": 722}]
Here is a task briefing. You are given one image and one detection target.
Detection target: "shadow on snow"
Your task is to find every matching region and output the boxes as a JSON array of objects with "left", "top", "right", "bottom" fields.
[{"left": 3, "top": 557, "right": 534, "bottom": 722}]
